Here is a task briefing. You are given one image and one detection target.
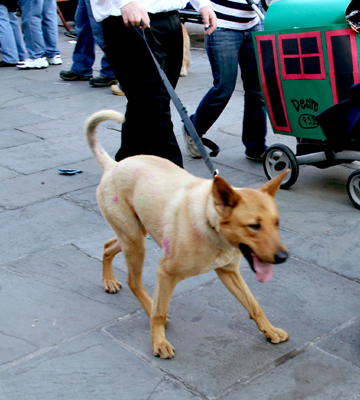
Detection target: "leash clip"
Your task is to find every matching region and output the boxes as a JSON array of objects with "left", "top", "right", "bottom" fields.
[{"left": 213, "top": 169, "right": 219, "bottom": 178}]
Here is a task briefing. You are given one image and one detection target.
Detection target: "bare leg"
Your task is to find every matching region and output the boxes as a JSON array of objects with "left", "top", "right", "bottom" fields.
[
  {"left": 216, "top": 267, "right": 289, "bottom": 343},
  {"left": 102, "top": 237, "right": 122, "bottom": 293}
]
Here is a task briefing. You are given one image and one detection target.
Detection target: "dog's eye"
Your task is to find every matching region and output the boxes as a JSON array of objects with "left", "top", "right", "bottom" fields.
[{"left": 249, "top": 224, "right": 261, "bottom": 231}]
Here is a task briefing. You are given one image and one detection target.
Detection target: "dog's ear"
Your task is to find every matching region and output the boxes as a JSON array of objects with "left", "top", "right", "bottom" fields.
[
  {"left": 212, "top": 176, "right": 241, "bottom": 218},
  {"left": 258, "top": 169, "right": 290, "bottom": 197}
]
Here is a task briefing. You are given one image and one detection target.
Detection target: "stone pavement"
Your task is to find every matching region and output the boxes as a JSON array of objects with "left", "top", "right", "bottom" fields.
[{"left": 1, "top": 22, "right": 360, "bottom": 400}]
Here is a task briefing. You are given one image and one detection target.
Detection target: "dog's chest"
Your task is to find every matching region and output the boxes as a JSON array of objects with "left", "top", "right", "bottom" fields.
[{"left": 199, "top": 248, "right": 241, "bottom": 274}]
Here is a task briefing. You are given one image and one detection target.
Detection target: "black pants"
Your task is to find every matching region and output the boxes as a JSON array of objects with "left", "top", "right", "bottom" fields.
[{"left": 102, "top": 12, "right": 184, "bottom": 167}]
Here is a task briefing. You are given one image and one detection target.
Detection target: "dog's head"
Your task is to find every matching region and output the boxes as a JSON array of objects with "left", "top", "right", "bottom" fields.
[{"left": 212, "top": 170, "right": 289, "bottom": 283}]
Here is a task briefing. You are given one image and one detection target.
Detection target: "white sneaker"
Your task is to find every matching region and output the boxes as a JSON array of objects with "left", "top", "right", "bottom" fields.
[
  {"left": 17, "top": 57, "right": 49, "bottom": 69},
  {"left": 47, "top": 55, "right": 62, "bottom": 65}
]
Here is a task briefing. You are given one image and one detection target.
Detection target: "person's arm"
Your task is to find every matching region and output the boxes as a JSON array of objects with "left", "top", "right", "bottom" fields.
[
  {"left": 199, "top": 6, "right": 217, "bottom": 34},
  {"left": 90, "top": 0, "right": 150, "bottom": 26},
  {"left": 190, "top": 0, "right": 217, "bottom": 35},
  {"left": 121, "top": 1, "right": 150, "bottom": 28}
]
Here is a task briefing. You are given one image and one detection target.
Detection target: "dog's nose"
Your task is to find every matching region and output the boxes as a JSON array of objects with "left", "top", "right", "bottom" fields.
[{"left": 274, "top": 251, "right": 288, "bottom": 264}]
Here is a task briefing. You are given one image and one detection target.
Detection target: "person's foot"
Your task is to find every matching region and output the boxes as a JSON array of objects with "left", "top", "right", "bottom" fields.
[
  {"left": 245, "top": 152, "right": 266, "bottom": 161},
  {"left": 60, "top": 70, "right": 91, "bottom": 81},
  {"left": 17, "top": 57, "right": 48, "bottom": 69},
  {"left": 89, "top": 76, "right": 118, "bottom": 87},
  {"left": 47, "top": 55, "right": 63, "bottom": 65},
  {"left": 0, "top": 61, "right": 17, "bottom": 67},
  {"left": 111, "top": 84, "right": 125, "bottom": 96},
  {"left": 182, "top": 123, "right": 201, "bottom": 158},
  {"left": 64, "top": 30, "right": 77, "bottom": 38}
]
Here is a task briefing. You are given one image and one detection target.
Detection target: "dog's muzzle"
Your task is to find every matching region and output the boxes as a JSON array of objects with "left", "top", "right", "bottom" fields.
[
  {"left": 239, "top": 244, "right": 289, "bottom": 283},
  {"left": 274, "top": 250, "right": 288, "bottom": 264}
]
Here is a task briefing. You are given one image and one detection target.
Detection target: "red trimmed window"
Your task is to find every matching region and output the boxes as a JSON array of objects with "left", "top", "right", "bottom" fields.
[
  {"left": 255, "top": 35, "right": 291, "bottom": 132},
  {"left": 325, "top": 29, "right": 359, "bottom": 104},
  {"left": 278, "top": 32, "right": 325, "bottom": 80}
]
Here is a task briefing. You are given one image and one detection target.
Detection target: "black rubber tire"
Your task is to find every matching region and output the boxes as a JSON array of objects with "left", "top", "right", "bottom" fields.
[
  {"left": 263, "top": 144, "right": 299, "bottom": 189},
  {"left": 347, "top": 169, "right": 360, "bottom": 209}
]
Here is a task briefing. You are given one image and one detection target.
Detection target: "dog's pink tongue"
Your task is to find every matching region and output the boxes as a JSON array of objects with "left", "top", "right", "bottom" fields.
[{"left": 252, "top": 254, "right": 274, "bottom": 283}]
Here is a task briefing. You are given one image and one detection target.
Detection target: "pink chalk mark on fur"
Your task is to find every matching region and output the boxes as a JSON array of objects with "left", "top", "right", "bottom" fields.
[
  {"left": 146, "top": 173, "right": 158, "bottom": 180},
  {"left": 162, "top": 237, "right": 171, "bottom": 256},
  {"left": 193, "top": 225, "right": 203, "bottom": 242},
  {"left": 113, "top": 196, "right": 119, "bottom": 204},
  {"left": 112, "top": 163, "right": 120, "bottom": 173}
]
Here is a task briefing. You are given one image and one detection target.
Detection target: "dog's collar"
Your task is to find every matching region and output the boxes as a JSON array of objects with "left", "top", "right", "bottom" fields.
[{"left": 207, "top": 219, "right": 216, "bottom": 230}]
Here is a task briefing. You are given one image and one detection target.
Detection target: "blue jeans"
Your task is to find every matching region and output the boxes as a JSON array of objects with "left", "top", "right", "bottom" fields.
[
  {"left": 71, "top": 0, "right": 115, "bottom": 78},
  {"left": 0, "top": 5, "right": 27, "bottom": 63},
  {"left": 258, "top": 3, "right": 266, "bottom": 31},
  {"left": 19, "top": 0, "right": 60, "bottom": 59},
  {"left": 191, "top": 25, "right": 267, "bottom": 157}
]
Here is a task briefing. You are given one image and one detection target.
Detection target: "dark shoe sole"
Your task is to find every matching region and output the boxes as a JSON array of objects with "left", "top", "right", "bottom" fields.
[
  {"left": 64, "top": 31, "right": 77, "bottom": 39},
  {"left": 0, "top": 62, "right": 17, "bottom": 67},
  {"left": 245, "top": 153, "right": 265, "bottom": 161},
  {"left": 60, "top": 73, "right": 91, "bottom": 81},
  {"left": 89, "top": 78, "right": 118, "bottom": 87}
]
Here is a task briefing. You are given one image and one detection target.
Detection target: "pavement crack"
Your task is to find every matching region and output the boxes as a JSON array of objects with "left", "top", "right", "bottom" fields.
[
  {"left": 60, "top": 195, "right": 103, "bottom": 215},
  {"left": 289, "top": 255, "right": 360, "bottom": 284},
  {"left": 146, "top": 376, "right": 165, "bottom": 400},
  {"left": 0, "top": 330, "right": 38, "bottom": 353},
  {"left": 313, "top": 343, "right": 360, "bottom": 373},
  {"left": 100, "top": 329, "right": 209, "bottom": 399}
]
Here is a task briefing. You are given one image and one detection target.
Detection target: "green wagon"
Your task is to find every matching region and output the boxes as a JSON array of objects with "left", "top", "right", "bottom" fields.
[{"left": 253, "top": 0, "right": 360, "bottom": 207}]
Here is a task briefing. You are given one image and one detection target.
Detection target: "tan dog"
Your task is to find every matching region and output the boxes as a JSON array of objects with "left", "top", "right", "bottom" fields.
[
  {"left": 180, "top": 23, "right": 191, "bottom": 77},
  {"left": 85, "top": 110, "right": 290, "bottom": 359}
]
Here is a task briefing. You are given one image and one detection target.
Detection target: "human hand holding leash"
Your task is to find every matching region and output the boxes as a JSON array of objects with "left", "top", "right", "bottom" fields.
[
  {"left": 199, "top": 6, "right": 217, "bottom": 35},
  {"left": 121, "top": 1, "right": 150, "bottom": 29}
]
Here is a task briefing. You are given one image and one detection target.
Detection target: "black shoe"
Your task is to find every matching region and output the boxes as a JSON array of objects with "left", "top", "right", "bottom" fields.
[
  {"left": 245, "top": 149, "right": 267, "bottom": 161},
  {"left": 60, "top": 70, "right": 91, "bottom": 81},
  {"left": 245, "top": 153, "right": 265, "bottom": 161},
  {"left": 64, "top": 30, "right": 77, "bottom": 39},
  {"left": 0, "top": 61, "right": 17, "bottom": 67},
  {"left": 89, "top": 76, "right": 118, "bottom": 87}
]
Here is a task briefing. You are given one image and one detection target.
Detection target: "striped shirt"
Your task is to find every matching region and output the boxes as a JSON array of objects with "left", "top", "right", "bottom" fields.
[{"left": 211, "top": 0, "right": 260, "bottom": 30}]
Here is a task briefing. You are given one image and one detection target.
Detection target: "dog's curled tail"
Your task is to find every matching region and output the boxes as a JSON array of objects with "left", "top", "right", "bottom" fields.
[{"left": 84, "top": 109, "right": 125, "bottom": 172}]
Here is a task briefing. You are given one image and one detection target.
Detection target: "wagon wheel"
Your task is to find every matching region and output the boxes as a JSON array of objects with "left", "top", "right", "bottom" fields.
[
  {"left": 347, "top": 170, "right": 360, "bottom": 209},
  {"left": 263, "top": 144, "right": 299, "bottom": 189}
]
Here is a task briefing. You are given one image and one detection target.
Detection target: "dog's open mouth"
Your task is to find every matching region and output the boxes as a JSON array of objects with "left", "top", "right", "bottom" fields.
[{"left": 239, "top": 244, "right": 274, "bottom": 283}]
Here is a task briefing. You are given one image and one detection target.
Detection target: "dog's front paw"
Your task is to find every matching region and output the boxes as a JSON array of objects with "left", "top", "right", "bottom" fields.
[
  {"left": 102, "top": 278, "right": 122, "bottom": 293},
  {"left": 180, "top": 67, "right": 188, "bottom": 77},
  {"left": 267, "top": 327, "right": 289, "bottom": 344},
  {"left": 153, "top": 340, "right": 175, "bottom": 359}
]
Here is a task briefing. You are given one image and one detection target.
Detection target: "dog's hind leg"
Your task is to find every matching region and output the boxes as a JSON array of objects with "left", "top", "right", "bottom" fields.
[
  {"left": 216, "top": 266, "right": 289, "bottom": 344},
  {"left": 102, "top": 237, "right": 122, "bottom": 293},
  {"left": 104, "top": 210, "right": 153, "bottom": 318},
  {"left": 122, "top": 234, "right": 153, "bottom": 319},
  {"left": 99, "top": 198, "right": 153, "bottom": 316}
]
